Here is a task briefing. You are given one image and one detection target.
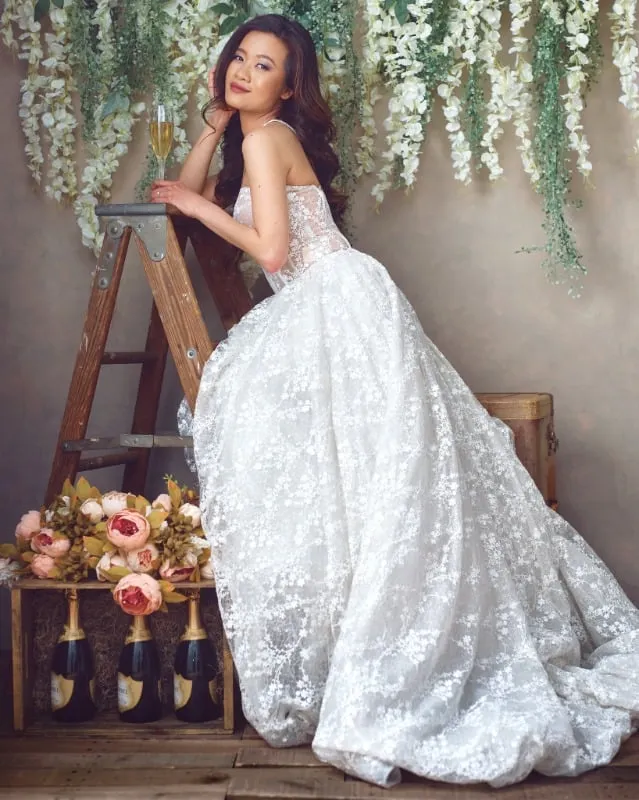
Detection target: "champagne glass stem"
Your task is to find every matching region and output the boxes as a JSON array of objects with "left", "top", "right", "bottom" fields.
[{"left": 157, "top": 158, "right": 166, "bottom": 181}]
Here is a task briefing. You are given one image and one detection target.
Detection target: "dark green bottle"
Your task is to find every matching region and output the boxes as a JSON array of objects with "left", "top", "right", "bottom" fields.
[
  {"left": 117, "top": 614, "right": 162, "bottom": 723},
  {"left": 50, "top": 589, "right": 96, "bottom": 723},
  {"left": 173, "top": 593, "right": 220, "bottom": 722}
]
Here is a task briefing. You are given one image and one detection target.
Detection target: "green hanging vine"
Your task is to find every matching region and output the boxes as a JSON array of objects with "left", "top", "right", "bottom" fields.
[{"left": 1, "top": 0, "right": 637, "bottom": 293}]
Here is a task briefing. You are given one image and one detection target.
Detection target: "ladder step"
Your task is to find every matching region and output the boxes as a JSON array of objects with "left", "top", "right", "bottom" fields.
[
  {"left": 101, "top": 351, "right": 158, "bottom": 365},
  {"left": 78, "top": 452, "right": 140, "bottom": 471},
  {"left": 64, "top": 434, "right": 193, "bottom": 452}
]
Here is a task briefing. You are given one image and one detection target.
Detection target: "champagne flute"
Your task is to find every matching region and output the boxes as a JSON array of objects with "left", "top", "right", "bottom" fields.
[{"left": 149, "top": 101, "right": 174, "bottom": 181}]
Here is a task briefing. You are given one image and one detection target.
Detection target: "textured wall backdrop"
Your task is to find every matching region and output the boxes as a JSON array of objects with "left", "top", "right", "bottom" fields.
[{"left": 1, "top": 29, "right": 638, "bottom": 648}]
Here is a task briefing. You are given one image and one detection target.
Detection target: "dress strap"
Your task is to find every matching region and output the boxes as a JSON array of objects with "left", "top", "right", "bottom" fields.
[{"left": 263, "top": 118, "right": 297, "bottom": 136}]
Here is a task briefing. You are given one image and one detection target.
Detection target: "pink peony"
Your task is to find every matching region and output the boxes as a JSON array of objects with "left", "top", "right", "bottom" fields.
[
  {"left": 113, "top": 573, "right": 163, "bottom": 616},
  {"left": 101, "top": 491, "right": 131, "bottom": 518},
  {"left": 15, "top": 510, "right": 41, "bottom": 541},
  {"left": 152, "top": 494, "right": 172, "bottom": 513},
  {"left": 31, "top": 530, "right": 70, "bottom": 558},
  {"left": 31, "top": 554, "right": 57, "bottom": 579},
  {"left": 96, "top": 552, "right": 128, "bottom": 582},
  {"left": 200, "top": 560, "right": 215, "bottom": 580},
  {"left": 126, "top": 543, "right": 160, "bottom": 574},
  {"left": 106, "top": 510, "right": 150, "bottom": 552},
  {"left": 159, "top": 555, "right": 196, "bottom": 583},
  {"left": 80, "top": 498, "right": 104, "bottom": 523},
  {"left": 178, "top": 503, "right": 201, "bottom": 527}
]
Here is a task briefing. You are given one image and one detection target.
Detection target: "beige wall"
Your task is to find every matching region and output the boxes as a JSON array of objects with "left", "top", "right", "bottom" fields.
[{"left": 2, "top": 30, "right": 639, "bottom": 646}]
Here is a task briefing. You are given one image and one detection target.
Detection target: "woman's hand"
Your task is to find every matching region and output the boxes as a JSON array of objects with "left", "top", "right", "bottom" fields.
[
  {"left": 150, "top": 180, "right": 206, "bottom": 218},
  {"left": 205, "top": 67, "right": 235, "bottom": 131}
]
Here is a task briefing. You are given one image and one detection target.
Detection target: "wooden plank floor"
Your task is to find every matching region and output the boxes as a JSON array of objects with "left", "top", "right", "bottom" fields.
[
  {"left": 1, "top": 655, "right": 637, "bottom": 799},
  {"left": 0, "top": 724, "right": 638, "bottom": 799}
]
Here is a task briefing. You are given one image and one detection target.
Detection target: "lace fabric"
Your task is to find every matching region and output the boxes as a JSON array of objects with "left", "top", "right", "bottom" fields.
[
  {"left": 233, "top": 184, "right": 350, "bottom": 293},
  {"left": 180, "top": 184, "right": 639, "bottom": 788}
]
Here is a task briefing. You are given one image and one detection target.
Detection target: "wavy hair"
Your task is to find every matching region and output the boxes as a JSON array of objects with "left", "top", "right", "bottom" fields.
[{"left": 202, "top": 14, "right": 346, "bottom": 226}]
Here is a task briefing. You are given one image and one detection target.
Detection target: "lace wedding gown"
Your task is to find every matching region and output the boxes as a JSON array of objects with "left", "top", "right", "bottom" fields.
[{"left": 183, "top": 178, "right": 639, "bottom": 788}]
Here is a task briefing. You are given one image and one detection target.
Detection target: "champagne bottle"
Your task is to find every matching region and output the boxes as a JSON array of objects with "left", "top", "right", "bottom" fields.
[
  {"left": 117, "top": 614, "right": 162, "bottom": 723},
  {"left": 173, "top": 593, "right": 220, "bottom": 722},
  {"left": 50, "top": 589, "right": 96, "bottom": 723}
]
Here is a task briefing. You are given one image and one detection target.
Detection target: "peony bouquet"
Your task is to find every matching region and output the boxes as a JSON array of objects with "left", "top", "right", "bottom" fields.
[{"left": 2, "top": 476, "right": 214, "bottom": 612}]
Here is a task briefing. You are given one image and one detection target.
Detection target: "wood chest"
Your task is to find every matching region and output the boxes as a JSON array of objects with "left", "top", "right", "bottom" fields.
[{"left": 475, "top": 392, "right": 558, "bottom": 509}]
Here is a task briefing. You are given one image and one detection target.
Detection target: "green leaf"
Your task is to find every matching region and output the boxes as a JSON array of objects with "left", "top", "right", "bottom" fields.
[
  {"left": 102, "top": 566, "right": 131, "bottom": 582},
  {"left": 394, "top": 0, "right": 410, "bottom": 25},
  {"left": 219, "top": 15, "right": 245, "bottom": 36},
  {"left": 212, "top": 2, "right": 235, "bottom": 14},
  {"left": 135, "top": 495, "right": 149, "bottom": 514},
  {"left": 100, "top": 91, "right": 130, "bottom": 120},
  {"left": 147, "top": 509, "right": 167, "bottom": 530},
  {"left": 83, "top": 536, "right": 105, "bottom": 557},
  {"left": 52, "top": 0, "right": 64, "bottom": 7},
  {"left": 34, "top": 0, "right": 50, "bottom": 21},
  {"left": 167, "top": 480, "right": 182, "bottom": 511},
  {"left": 75, "top": 477, "right": 93, "bottom": 503},
  {"left": 163, "top": 591, "right": 188, "bottom": 603}
]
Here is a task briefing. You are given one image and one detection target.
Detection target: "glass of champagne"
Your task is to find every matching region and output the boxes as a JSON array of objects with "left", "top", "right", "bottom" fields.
[{"left": 149, "top": 101, "right": 174, "bottom": 180}]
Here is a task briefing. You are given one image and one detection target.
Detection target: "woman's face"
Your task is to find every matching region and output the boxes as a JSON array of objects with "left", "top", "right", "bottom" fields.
[{"left": 225, "top": 31, "right": 292, "bottom": 114}]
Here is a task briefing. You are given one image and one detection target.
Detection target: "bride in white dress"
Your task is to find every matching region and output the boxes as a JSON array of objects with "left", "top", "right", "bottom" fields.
[{"left": 152, "top": 14, "right": 639, "bottom": 788}]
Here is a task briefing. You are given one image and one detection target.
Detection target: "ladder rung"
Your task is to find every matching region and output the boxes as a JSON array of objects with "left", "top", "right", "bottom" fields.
[
  {"left": 64, "top": 435, "right": 193, "bottom": 452},
  {"left": 78, "top": 452, "right": 139, "bottom": 471},
  {"left": 101, "top": 351, "right": 158, "bottom": 365}
]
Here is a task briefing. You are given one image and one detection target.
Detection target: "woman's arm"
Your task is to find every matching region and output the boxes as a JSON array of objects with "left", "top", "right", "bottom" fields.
[
  {"left": 178, "top": 127, "right": 224, "bottom": 195},
  {"left": 152, "top": 128, "right": 290, "bottom": 273},
  {"left": 178, "top": 67, "right": 234, "bottom": 196}
]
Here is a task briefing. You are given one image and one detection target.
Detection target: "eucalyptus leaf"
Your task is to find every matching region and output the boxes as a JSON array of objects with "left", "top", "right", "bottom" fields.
[
  {"left": 394, "top": 0, "right": 410, "bottom": 25},
  {"left": 34, "top": 0, "right": 50, "bottom": 22},
  {"left": 100, "top": 91, "right": 130, "bottom": 120},
  {"left": 52, "top": 0, "right": 65, "bottom": 7},
  {"left": 212, "top": 2, "right": 235, "bottom": 14},
  {"left": 220, "top": 15, "right": 246, "bottom": 36}
]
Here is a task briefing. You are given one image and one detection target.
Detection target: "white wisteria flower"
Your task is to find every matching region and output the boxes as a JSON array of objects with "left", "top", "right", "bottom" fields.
[
  {"left": 610, "top": 0, "right": 639, "bottom": 153},
  {"left": 561, "top": 0, "right": 598, "bottom": 177}
]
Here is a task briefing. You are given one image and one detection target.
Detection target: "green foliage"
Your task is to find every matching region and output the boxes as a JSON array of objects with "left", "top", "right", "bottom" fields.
[
  {"left": 528, "top": 2, "right": 593, "bottom": 297},
  {"left": 17, "top": 0, "right": 610, "bottom": 293},
  {"left": 282, "top": 0, "right": 362, "bottom": 204},
  {"left": 463, "top": 61, "right": 486, "bottom": 167}
]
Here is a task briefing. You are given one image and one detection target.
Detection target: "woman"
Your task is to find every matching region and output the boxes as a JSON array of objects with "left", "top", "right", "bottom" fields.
[{"left": 152, "top": 14, "right": 639, "bottom": 788}]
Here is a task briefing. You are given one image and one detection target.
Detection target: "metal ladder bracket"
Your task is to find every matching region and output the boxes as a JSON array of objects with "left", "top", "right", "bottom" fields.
[{"left": 96, "top": 205, "right": 170, "bottom": 289}]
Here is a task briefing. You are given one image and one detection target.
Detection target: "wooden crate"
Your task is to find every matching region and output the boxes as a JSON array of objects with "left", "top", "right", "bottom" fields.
[
  {"left": 11, "top": 579, "right": 238, "bottom": 737},
  {"left": 476, "top": 392, "right": 558, "bottom": 509}
]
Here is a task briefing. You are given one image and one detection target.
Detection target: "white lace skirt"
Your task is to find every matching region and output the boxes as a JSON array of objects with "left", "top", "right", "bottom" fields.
[{"left": 187, "top": 248, "right": 639, "bottom": 787}]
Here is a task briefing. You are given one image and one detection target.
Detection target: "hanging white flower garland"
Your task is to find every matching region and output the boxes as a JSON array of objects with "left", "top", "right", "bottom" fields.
[{"left": 1, "top": 0, "right": 639, "bottom": 288}]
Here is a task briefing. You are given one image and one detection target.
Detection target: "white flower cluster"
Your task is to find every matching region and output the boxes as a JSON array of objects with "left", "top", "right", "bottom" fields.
[
  {"left": 361, "top": 0, "right": 434, "bottom": 204},
  {"left": 438, "top": 0, "right": 487, "bottom": 185},
  {"left": 610, "top": 0, "right": 639, "bottom": 154},
  {"left": 508, "top": 0, "right": 539, "bottom": 184},
  {"left": 2, "top": 0, "right": 639, "bottom": 251},
  {"left": 73, "top": 0, "right": 145, "bottom": 252},
  {"left": 42, "top": 7, "right": 78, "bottom": 202},
  {"left": 477, "top": 0, "right": 507, "bottom": 180},
  {"left": 163, "top": 0, "right": 222, "bottom": 166},
  {"left": 8, "top": 1, "right": 46, "bottom": 184},
  {"left": 562, "top": 0, "right": 598, "bottom": 178}
]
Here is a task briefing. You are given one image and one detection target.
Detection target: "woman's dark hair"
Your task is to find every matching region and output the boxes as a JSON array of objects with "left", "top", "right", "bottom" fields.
[{"left": 202, "top": 14, "right": 346, "bottom": 226}]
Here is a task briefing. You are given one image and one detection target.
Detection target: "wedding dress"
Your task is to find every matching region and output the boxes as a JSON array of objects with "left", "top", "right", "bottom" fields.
[{"left": 181, "top": 122, "right": 639, "bottom": 788}]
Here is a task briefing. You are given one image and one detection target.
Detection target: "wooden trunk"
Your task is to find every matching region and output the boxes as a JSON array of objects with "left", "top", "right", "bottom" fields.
[{"left": 475, "top": 392, "right": 558, "bottom": 510}]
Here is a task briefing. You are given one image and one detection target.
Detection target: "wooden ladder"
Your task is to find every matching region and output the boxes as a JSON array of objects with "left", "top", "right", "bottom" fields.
[
  {"left": 29, "top": 204, "right": 253, "bottom": 735},
  {"left": 45, "top": 202, "right": 252, "bottom": 504}
]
